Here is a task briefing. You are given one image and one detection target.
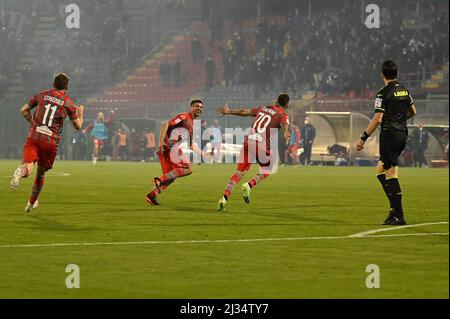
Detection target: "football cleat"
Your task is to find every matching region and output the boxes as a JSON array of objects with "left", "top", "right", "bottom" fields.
[
  {"left": 145, "top": 193, "right": 160, "bottom": 206},
  {"left": 10, "top": 167, "right": 22, "bottom": 192},
  {"left": 242, "top": 183, "right": 251, "bottom": 204},
  {"left": 25, "top": 200, "right": 39, "bottom": 213},
  {"left": 152, "top": 177, "right": 162, "bottom": 193},
  {"left": 382, "top": 208, "right": 395, "bottom": 225},
  {"left": 383, "top": 216, "right": 406, "bottom": 226},
  {"left": 217, "top": 196, "right": 227, "bottom": 212}
]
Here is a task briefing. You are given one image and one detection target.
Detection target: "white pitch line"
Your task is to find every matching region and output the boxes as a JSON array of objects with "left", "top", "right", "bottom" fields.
[
  {"left": 0, "top": 232, "right": 447, "bottom": 249},
  {"left": 1, "top": 172, "right": 71, "bottom": 178},
  {"left": 348, "top": 221, "right": 449, "bottom": 238},
  {"left": 46, "top": 172, "right": 71, "bottom": 177},
  {"left": 361, "top": 232, "right": 449, "bottom": 239},
  {"left": 0, "top": 236, "right": 344, "bottom": 248}
]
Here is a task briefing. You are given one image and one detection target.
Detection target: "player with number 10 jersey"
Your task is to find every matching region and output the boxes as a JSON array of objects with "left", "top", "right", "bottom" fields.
[{"left": 215, "top": 93, "right": 291, "bottom": 211}]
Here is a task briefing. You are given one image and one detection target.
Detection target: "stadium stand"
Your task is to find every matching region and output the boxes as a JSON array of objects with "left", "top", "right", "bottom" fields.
[
  {"left": 89, "top": 0, "right": 448, "bottom": 122},
  {"left": 0, "top": 0, "right": 448, "bottom": 160}
]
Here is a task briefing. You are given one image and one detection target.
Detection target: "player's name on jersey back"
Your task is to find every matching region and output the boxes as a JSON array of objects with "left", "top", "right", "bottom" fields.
[
  {"left": 44, "top": 95, "right": 65, "bottom": 106},
  {"left": 259, "top": 107, "right": 277, "bottom": 116}
]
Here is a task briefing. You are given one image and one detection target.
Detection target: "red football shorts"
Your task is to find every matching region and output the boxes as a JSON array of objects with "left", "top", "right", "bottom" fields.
[
  {"left": 22, "top": 137, "right": 58, "bottom": 170},
  {"left": 92, "top": 138, "right": 105, "bottom": 148},
  {"left": 237, "top": 139, "right": 274, "bottom": 172},
  {"left": 157, "top": 149, "right": 191, "bottom": 174}
]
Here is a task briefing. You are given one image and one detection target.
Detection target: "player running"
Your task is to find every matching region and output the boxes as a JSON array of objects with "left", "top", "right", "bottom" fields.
[
  {"left": 82, "top": 110, "right": 115, "bottom": 164},
  {"left": 145, "top": 100, "right": 212, "bottom": 206},
  {"left": 10, "top": 73, "right": 84, "bottom": 213},
  {"left": 216, "top": 93, "right": 291, "bottom": 211}
]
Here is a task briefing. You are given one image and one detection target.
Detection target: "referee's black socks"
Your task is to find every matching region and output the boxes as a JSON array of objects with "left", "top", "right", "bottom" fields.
[
  {"left": 376, "top": 173, "right": 392, "bottom": 208},
  {"left": 386, "top": 177, "right": 404, "bottom": 218}
]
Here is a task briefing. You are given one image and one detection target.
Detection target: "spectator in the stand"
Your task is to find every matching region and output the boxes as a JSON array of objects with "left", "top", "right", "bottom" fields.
[
  {"left": 173, "top": 57, "right": 182, "bottom": 87},
  {"left": 281, "top": 59, "right": 297, "bottom": 94},
  {"left": 205, "top": 56, "right": 216, "bottom": 91},
  {"left": 209, "top": 13, "right": 222, "bottom": 45},
  {"left": 223, "top": 56, "right": 235, "bottom": 86},
  {"left": 283, "top": 35, "right": 295, "bottom": 59},
  {"left": 300, "top": 116, "right": 316, "bottom": 165},
  {"left": 412, "top": 121, "right": 429, "bottom": 168},
  {"left": 204, "top": 1, "right": 449, "bottom": 97},
  {"left": 312, "top": 55, "right": 326, "bottom": 91},
  {"left": 191, "top": 36, "right": 204, "bottom": 64},
  {"left": 160, "top": 60, "right": 170, "bottom": 86},
  {"left": 254, "top": 60, "right": 264, "bottom": 98},
  {"left": 143, "top": 128, "right": 156, "bottom": 161}
]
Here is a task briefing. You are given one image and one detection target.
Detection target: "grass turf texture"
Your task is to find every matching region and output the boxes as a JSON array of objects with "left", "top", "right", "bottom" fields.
[{"left": 0, "top": 160, "right": 448, "bottom": 298}]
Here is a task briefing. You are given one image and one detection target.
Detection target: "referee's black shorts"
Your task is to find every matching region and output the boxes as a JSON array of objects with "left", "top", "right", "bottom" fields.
[{"left": 379, "top": 130, "right": 407, "bottom": 170}]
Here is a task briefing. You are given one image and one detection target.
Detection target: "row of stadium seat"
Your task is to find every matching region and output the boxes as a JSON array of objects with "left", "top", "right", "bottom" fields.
[{"left": 92, "top": 33, "right": 221, "bottom": 105}]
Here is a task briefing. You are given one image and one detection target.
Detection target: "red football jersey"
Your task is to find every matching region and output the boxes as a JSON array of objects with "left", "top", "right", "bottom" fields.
[
  {"left": 248, "top": 105, "right": 289, "bottom": 149},
  {"left": 27, "top": 89, "right": 78, "bottom": 145},
  {"left": 163, "top": 112, "right": 194, "bottom": 150}
]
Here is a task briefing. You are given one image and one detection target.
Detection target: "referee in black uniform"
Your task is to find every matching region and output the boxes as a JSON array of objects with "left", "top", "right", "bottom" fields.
[{"left": 356, "top": 60, "right": 417, "bottom": 225}]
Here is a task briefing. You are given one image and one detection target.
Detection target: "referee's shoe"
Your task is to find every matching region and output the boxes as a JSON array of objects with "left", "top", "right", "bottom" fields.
[
  {"left": 383, "top": 216, "right": 406, "bottom": 226},
  {"left": 383, "top": 208, "right": 395, "bottom": 224}
]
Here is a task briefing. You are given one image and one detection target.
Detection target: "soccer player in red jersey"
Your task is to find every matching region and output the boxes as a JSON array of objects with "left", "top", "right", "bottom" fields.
[
  {"left": 145, "top": 100, "right": 211, "bottom": 206},
  {"left": 215, "top": 93, "right": 291, "bottom": 211},
  {"left": 10, "top": 73, "right": 84, "bottom": 213}
]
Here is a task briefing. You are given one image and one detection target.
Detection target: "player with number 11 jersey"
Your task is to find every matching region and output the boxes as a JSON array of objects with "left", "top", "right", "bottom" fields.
[{"left": 9, "top": 73, "right": 84, "bottom": 213}]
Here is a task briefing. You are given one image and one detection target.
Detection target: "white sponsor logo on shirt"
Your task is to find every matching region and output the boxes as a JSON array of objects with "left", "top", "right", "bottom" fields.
[{"left": 36, "top": 125, "right": 53, "bottom": 137}]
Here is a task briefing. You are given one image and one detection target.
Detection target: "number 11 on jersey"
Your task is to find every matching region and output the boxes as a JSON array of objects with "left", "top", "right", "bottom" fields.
[{"left": 42, "top": 103, "right": 58, "bottom": 127}]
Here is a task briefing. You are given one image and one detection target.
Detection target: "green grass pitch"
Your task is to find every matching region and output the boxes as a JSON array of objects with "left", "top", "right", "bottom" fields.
[{"left": 0, "top": 160, "right": 448, "bottom": 298}]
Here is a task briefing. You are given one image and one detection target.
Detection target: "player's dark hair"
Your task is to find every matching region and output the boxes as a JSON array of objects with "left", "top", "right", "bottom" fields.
[
  {"left": 53, "top": 73, "right": 69, "bottom": 90},
  {"left": 190, "top": 99, "right": 203, "bottom": 106},
  {"left": 381, "top": 60, "right": 398, "bottom": 80},
  {"left": 277, "top": 93, "right": 290, "bottom": 107}
]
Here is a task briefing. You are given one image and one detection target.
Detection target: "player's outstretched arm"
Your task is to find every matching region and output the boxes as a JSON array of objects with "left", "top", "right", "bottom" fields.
[
  {"left": 191, "top": 142, "right": 213, "bottom": 160},
  {"left": 72, "top": 104, "right": 85, "bottom": 131},
  {"left": 216, "top": 103, "right": 251, "bottom": 117},
  {"left": 20, "top": 104, "right": 35, "bottom": 127},
  {"left": 355, "top": 112, "right": 383, "bottom": 151}
]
